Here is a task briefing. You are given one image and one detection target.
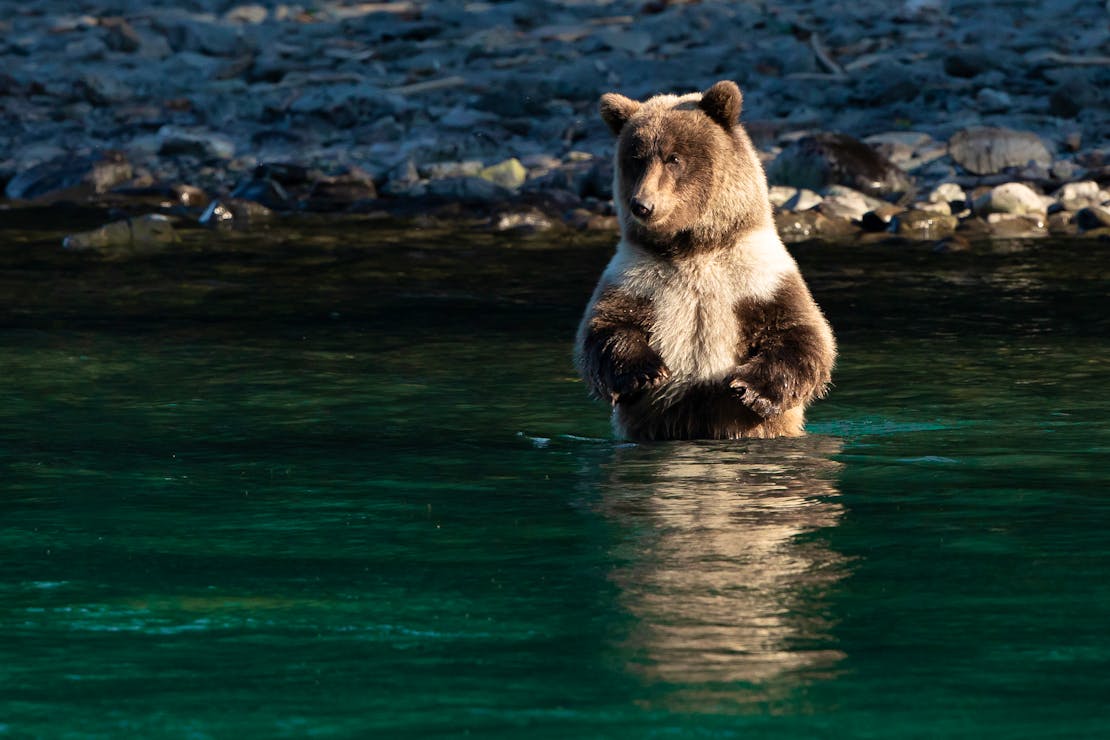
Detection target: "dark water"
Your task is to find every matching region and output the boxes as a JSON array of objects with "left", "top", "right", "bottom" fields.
[{"left": 1, "top": 216, "right": 1108, "bottom": 738}]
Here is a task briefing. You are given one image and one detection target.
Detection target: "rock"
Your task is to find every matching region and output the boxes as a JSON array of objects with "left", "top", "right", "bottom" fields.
[
  {"left": 65, "top": 36, "right": 108, "bottom": 61},
  {"left": 1055, "top": 180, "right": 1100, "bottom": 205},
  {"left": 226, "top": 4, "right": 270, "bottom": 24},
  {"left": 1049, "top": 77, "right": 1104, "bottom": 119},
  {"left": 1047, "top": 211, "right": 1079, "bottom": 236},
  {"left": 767, "top": 185, "right": 798, "bottom": 208},
  {"left": 102, "top": 18, "right": 142, "bottom": 53},
  {"left": 973, "top": 182, "right": 1047, "bottom": 217},
  {"left": 229, "top": 177, "right": 292, "bottom": 210},
  {"left": 913, "top": 200, "right": 952, "bottom": 214},
  {"left": 200, "top": 198, "right": 275, "bottom": 228},
  {"left": 479, "top": 158, "right": 528, "bottom": 190},
  {"left": 858, "top": 203, "right": 902, "bottom": 232},
  {"left": 894, "top": 210, "right": 959, "bottom": 240},
  {"left": 986, "top": 213, "right": 1047, "bottom": 238},
  {"left": 783, "top": 188, "right": 823, "bottom": 211},
  {"left": 154, "top": 13, "right": 248, "bottom": 57},
  {"left": 928, "top": 183, "right": 966, "bottom": 204},
  {"left": 5, "top": 151, "right": 132, "bottom": 202},
  {"left": 944, "top": 50, "right": 998, "bottom": 79},
  {"left": 304, "top": 169, "right": 378, "bottom": 211},
  {"left": 158, "top": 127, "right": 235, "bottom": 160},
  {"left": 63, "top": 214, "right": 178, "bottom": 251},
  {"left": 818, "top": 191, "right": 872, "bottom": 221},
  {"left": 774, "top": 210, "right": 858, "bottom": 243},
  {"left": 421, "top": 161, "right": 484, "bottom": 180},
  {"left": 976, "top": 88, "right": 1012, "bottom": 113},
  {"left": 425, "top": 176, "right": 512, "bottom": 203},
  {"left": 75, "top": 73, "right": 132, "bottom": 105},
  {"left": 1076, "top": 206, "right": 1110, "bottom": 231},
  {"left": 768, "top": 133, "right": 913, "bottom": 198},
  {"left": 948, "top": 127, "right": 1052, "bottom": 175},
  {"left": 491, "top": 208, "right": 556, "bottom": 232}
]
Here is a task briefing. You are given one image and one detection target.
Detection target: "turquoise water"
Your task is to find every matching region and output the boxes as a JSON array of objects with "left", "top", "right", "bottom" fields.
[{"left": 1, "top": 218, "right": 1108, "bottom": 738}]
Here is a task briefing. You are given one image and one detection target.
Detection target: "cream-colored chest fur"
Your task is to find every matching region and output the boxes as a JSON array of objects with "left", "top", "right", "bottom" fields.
[{"left": 604, "top": 227, "right": 797, "bottom": 383}]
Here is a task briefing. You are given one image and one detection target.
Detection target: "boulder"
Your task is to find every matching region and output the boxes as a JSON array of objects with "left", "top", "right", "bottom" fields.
[{"left": 948, "top": 127, "right": 1052, "bottom": 175}]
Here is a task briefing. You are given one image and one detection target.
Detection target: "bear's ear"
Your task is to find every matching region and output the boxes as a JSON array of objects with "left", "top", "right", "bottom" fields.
[
  {"left": 698, "top": 80, "right": 743, "bottom": 129},
  {"left": 599, "top": 93, "right": 641, "bottom": 136}
]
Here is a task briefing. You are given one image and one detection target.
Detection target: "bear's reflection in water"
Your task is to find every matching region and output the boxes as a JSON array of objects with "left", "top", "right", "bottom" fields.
[{"left": 596, "top": 436, "right": 849, "bottom": 706}]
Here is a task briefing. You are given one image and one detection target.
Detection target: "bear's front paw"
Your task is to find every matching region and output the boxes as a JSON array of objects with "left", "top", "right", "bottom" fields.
[
  {"left": 610, "top": 355, "right": 669, "bottom": 405},
  {"left": 727, "top": 367, "right": 782, "bottom": 418}
]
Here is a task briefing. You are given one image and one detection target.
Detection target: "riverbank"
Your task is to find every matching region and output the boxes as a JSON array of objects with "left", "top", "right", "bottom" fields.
[{"left": 2, "top": 1, "right": 1108, "bottom": 248}]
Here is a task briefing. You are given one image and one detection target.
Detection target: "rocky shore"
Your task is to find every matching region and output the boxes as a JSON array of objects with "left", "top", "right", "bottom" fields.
[{"left": 2, "top": 0, "right": 1109, "bottom": 249}]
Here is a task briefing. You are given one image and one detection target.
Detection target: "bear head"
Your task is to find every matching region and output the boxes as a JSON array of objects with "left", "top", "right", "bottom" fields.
[{"left": 600, "top": 80, "right": 772, "bottom": 257}]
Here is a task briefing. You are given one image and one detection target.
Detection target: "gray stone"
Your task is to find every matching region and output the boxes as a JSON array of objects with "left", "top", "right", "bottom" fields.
[
  {"left": 976, "top": 88, "right": 1012, "bottom": 113},
  {"left": 783, "top": 188, "right": 823, "bottom": 211},
  {"left": 421, "top": 161, "right": 484, "bottom": 180},
  {"left": 425, "top": 177, "right": 511, "bottom": 203},
  {"left": 158, "top": 127, "right": 235, "bottom": 160},
  {"left": 5, "top": 151, "right": 132, "bottom": 202},
  {"left": 65, "top": 36, "right": 108, "bottom": 61},
  {"left": 768, "top": 133, "right": 913, "bottom": 198},
  {"left": 154, "top": 13, "right": 249, "bottom": 57},
  {"left": 818, "top": 191, "right": 872, "bottom": 222},
  {"left": 768, "top": 185, "right": 798, "bottom": 208},
  {"left": 948, "top": 127, "right": 1052, "bottom": 175}
]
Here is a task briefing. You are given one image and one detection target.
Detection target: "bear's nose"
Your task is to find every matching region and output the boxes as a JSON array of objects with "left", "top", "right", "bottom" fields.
[{"left": 630, "top": 197, "right": 654, "bottom": 219}]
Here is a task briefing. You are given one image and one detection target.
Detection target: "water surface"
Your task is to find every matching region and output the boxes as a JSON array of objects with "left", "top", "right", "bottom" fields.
[{"left": 1, "top": 217, "right": 1108, "bottom": 738}]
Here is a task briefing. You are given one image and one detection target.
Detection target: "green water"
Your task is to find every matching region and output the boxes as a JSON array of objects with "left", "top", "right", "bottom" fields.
[{"left": 1, "top": 217, "right": 1108, "bottom": 738}]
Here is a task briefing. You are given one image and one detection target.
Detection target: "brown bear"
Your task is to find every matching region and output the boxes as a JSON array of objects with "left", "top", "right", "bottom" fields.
[{"left": 575, "top": 80, "right": 836, "bottom": 441}]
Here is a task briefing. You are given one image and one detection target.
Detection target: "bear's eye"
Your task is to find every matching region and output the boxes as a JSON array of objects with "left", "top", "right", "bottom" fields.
[{"left": 665, "top": 153, "right": 681, "bottom": 166}]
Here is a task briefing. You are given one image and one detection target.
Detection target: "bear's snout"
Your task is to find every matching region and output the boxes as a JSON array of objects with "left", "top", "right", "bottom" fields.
[{"left": 630, "top": 197, "right": 654, "bottom": 220}]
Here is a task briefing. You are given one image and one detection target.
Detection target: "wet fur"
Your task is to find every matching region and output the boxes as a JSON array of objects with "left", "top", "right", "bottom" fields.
[{"left": 576, "top": 81, "right": 836, "bottom": 441}]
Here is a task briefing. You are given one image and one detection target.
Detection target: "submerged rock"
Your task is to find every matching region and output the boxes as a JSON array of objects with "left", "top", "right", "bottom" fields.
[
  {"left": 304, "top": 169, "right": 379, "bottom": 211},
  {"left": 767, "top": 133, "right": 913, "bottom": 199},
  {"left": 200, "top": 198, "right": 275, "bottom": 228},
  {"left": 986, "top": 213, "right": 1047, "bottom": 238},
  {"left": 948, "top": 127, "right": 1052, "bottom": 175},
  {"left": 5, "top": 151, "right": 132, "bottom": 202},
  {"left": 774, "top": 210, "right": 858, "bottom": 243},
  {"left": 893, "top": 210, "right": 959, "bottom": 240},
  {"left": 63, "top": 214, "right": 178, "bottom": 251}
]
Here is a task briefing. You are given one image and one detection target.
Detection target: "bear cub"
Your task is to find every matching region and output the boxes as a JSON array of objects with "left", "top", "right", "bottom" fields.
[{"left": 575, "top": 80, "right": 836, "bottom": 440}]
